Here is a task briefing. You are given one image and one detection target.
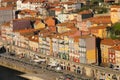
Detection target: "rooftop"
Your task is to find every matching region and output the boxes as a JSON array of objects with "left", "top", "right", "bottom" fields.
[
  {"left": 109, "top": 45, "right": 120, "bottom": 51},
  {"left": 2, "top": 0, "right": 17, "bottom": 2},
  {"left": 29, "top": 35, "right": 39, "bottom": 42},
  {"left": 84, "top": 15, "right": 111, "bottom": 24},
  {"left": 88, "top": 26, "right": 107, "bottom": 30},
  {"left": 78, "top": 10, "right": 92, "bottom": 15},
  {"left": 50, "top": 8, "right": 63, "bottom": 11},
  {"left": 101, "top": 38, "right": 120, "bottom": 46},
  {"left": 0, "top": 7, "right": 13, "bottom": 10},
  {"left": 111, "top": 5, "right": 120, "bottom": 8},
  {"left": 23, "top": 0, "right": 45, "bottom": 3}
]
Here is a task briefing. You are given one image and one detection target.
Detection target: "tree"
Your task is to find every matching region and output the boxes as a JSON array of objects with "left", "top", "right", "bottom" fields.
[
  {"left": 106, "top": 26, "right": 112, "bottom": 38},
  {"left": 110, "top": 22, "right": 120, "bottom": 39}
]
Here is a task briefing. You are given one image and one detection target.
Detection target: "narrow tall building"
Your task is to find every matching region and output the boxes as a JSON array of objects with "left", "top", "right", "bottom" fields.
[{"left": 0, "top": 7, "right": 14, "bottom": 24}]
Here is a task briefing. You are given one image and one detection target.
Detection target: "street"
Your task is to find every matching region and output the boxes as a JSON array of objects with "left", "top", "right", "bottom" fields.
[{"left": 0, "top": 52, "right": 90, "bottom": 80}]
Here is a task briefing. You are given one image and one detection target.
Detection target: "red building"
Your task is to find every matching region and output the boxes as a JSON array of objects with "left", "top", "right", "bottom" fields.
[{"left": 108, "top": 47, "right": 116, "bottom": 64}]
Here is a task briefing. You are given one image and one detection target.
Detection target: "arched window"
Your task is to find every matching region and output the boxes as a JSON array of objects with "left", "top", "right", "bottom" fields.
[{"left": 77, "top": 66, "right": 81, "bottom": 74}]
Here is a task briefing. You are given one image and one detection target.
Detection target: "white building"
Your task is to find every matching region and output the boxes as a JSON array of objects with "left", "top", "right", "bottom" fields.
[{"left": 17, "top": 0, "right": 43, "bottom": 10}]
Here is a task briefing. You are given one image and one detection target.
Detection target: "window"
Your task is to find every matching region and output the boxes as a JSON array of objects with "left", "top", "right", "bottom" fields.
[
  {"left": 109, "top": 59, "right": 111, "bottom": 62},
  {"left": 109, "top": 54, "right": 112, "bottom": 58}
]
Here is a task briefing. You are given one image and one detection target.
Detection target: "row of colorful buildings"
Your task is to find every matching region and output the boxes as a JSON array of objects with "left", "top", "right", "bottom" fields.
[
  {"left": 1, "top": 19, "right": 120, "bottom": 79},
  {"left": 0, "top": 0, "right": 120, "bottom": 79}
]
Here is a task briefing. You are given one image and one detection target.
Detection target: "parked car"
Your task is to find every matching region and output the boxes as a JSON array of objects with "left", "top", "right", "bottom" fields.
[
  {"left": 9, "top": 52, "right": 15, "bottom": 56},
  {"left": 64, "top": 74, "right": 75, "bottom": 80},
  {"left": 113, "top": 66, "right": 120, "bottom": 71},
  {"left": 33, "top": 58, "right": 46, "bottom": 64},
  {"left": 55, "top": 66, "right": 62, "bottom": 71}
]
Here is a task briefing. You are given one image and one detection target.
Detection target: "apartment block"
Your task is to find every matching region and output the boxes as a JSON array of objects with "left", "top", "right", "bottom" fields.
[
  {"left": 101, "top": 38, "right": 120, "bottom": 66},
  {"left": 79, "top": 36, "right": 96, "bottom": 64},
  {"left": 88, "top": 26, "right": 108, "bottom": 38},
  {"left": 0, "top": 7, "right": 14, "bottom": 24},
  {"left": 108, "top": 45, "right": 120, "bottom": 69}
]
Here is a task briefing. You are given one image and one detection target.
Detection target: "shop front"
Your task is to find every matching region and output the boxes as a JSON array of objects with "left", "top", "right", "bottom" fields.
[
  {"left": 67, "top": 63, "right": 71, "bottom": 71},
  {"left": 58, "top": 52, "right": 69, "bottom": 60},
  {"left": 60, "top": 62, "right": 66, "bottom": 70},
  {"left": 76, "top": 66, "right": 81, "bottom": 74}
]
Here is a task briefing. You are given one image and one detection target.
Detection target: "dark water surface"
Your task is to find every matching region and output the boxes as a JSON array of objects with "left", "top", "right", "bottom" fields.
[{"left": 0, "top": 66, "right": 28, "bottom": 80}]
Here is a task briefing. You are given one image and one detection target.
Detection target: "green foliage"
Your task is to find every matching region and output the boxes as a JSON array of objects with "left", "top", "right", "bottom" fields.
[
  {"left": 83, "top": 0, "right": 108, "bottom": 14},
  {"left": 110, "top": 23, "right": 120, "bottom": 39},
  {"left": 94, "top": 7, "right": 108, "bottom": 14},
  {"left": 113, "top": 22, "right": 120, "bottom": 30},
  {"left": 79, "top": 7, "right": 89, "bottom": 11}
]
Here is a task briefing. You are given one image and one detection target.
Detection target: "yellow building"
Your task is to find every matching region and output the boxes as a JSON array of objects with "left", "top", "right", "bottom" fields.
[
  {"left": 84, "top": 15, "right": 111, "bottom": 28},
  {"left": 115, "top": 50, "right": 120, "bottom": 67},
  {"left": 79, "top": 36, "right": 96, "bottom": 64},
  {"left": 29, "top": 35, "right": 39, "bottom": 52},
  {"left": 111, "top": 5, "right": 120, "bottom": 24},
  {"left": 89, "top": 26, "right": 108, "bottom": 38},
  {"left": 100, "top": 38, "right": 120, "bottom": 66},
  {"left": 34, "top": 20, "right": 45, "bottom": 30},
  {"left": 56, "top": 22, "right": 74, "bottom": 33}
]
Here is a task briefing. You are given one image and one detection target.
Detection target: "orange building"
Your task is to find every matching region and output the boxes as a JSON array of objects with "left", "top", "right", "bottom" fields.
[{"left": 44, "top": 17, "right": 55, "bottom": 27}]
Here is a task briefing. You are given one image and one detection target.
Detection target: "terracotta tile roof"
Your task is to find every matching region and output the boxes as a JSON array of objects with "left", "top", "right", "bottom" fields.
[
  {"left": 44, "top": 16, "right": 54, "bottom": 21},
  {"left": 69, "top": 19, "right": 77, "bottom": 24},
  {"left": 2, "top": 22, "right": 11, "bottom": 27},
  {"left": 111, "top": 9, "right": 118, "bottom": 12},
  {"left": 60, "top": 31, "right": 74, "bottom": 36},
  {"left": 29, "top": 35, "right": 39, "bottom": 42},
  {"left": 50, "top": 8, "right": 63, "bottom": 11},
  {"left": 84, "top": 15, "right": 111, "bottom": 24},
  {"left": 79, "top": 35, "right": 94, "bottom": 39},
  {"left": 111, "top": 5, "right": 120, "bottom": 8},
  {"left": 14, "top": 28, "right": 35, "bottom": 34},
  {"left": 20, "top": 9, "right": 37, "bottom": 15},
  {"left": 0, "top": 7, "right": 13, "bottom": 10},
  {"left": 61, "top": 1, "right": 75, "bottom": 5},
  {"left": 78, "top": 10, "right": 92, "bottom": 15},
  {"left": 13, "top": 29, "right": 36, "bottom": 38},
  {"left": 48, "top": 26, "right": 56, "bottom": 32},
  {"left": 34, "top": 20, "right": 41, "bottom": 25},
  {"left": 23, "top": 0, "right": 45, "bottom": 3},
  {"left": 22, "top": 9, "right": 37, "bottom": 13},
  {"left": 101, "top": 38, "right": 120, "bottom": 46},
  {"left": 13, "top": 17, "right": 40, "bottom": 21},
  {"left": 2, "top": 0, "right": 17, "bottom": 2},
  {"left": 50, "top": 2, "right": 61, "bottom": 7},
  {"left": 39, "top": 29, "right": 53, "bottom": 37},
  {"left": 88, "top": 26, "right": 107, "bottom": 30},
  {"left": 6, "top": 4, "right": 15, "bottom": 7},
  {"left": 69, "top": 31, "right": 81, "bottom": 38},
  {"left": 57, "top": 22, "right": 75, "bottom": 28},
  {"left": 74, "top": 36, "right": 80, "bottom": 42},
  {"left": 109, "top": 45, "right": 120, "bottom": 51}
]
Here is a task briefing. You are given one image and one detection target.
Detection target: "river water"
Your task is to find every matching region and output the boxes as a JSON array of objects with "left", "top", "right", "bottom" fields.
[{"left": 0, "top": 66, "right": 28, "bottom": 80}]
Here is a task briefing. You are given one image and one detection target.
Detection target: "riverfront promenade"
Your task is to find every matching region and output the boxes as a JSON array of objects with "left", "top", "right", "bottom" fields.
[
  {"left": 0, "top": 53, "right": 61, "bottom": 80},
  {"left": 0, "top": 53, "right": 91, "bottom": 80},
  {"left": 0, "top": 39, "right": 120, "bottom": 80}
]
